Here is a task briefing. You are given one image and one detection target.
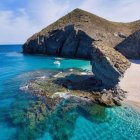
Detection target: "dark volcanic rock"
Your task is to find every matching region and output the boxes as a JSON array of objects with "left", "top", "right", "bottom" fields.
[
  {"left": 23, "top": 25, "right": 93, "bottom": 59},
  {"left": 116, "top": 29, "right": 140, "bottom": 59},
  {"left": 91, "top": 42, "right": 131, "bottom": 87},
  {"left": 23, "top": 8, "right": 132, "bottom": 95}
]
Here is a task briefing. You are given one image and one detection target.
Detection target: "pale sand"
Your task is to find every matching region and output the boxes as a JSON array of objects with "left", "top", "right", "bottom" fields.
[{"left": 119, "top": 60, "right": 140, "bottom": 111}]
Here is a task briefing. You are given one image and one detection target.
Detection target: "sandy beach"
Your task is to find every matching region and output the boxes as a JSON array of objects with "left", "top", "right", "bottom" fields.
[{"left": 119, "top": 60, "right": 140, "bottom": 111}]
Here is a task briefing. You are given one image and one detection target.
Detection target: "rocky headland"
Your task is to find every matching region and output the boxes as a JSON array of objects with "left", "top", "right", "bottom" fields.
[{"left": 22, "top": 8, "right": 140, "bottom": 107}]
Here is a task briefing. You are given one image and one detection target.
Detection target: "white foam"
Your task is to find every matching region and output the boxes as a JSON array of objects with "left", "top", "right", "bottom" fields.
[
  {"left": 19, "top": 85, "right": 29, "bottom": 91},
  {"left": 52, "top": 92, "right": 71, "bottom": 99},
  {"left": 37, "top": 76, "right": 46, "bottom": 79},
  {"left": 53, "top": 72, "right": 63, "bottom": 78},
  {"left": 6, "top": 52, "right": 23, "bottom": 57}
]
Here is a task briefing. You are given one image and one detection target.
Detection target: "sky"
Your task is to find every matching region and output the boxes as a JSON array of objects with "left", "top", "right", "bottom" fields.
[{"left": 0, "top": 0, "right": 140, "bottom": 44}]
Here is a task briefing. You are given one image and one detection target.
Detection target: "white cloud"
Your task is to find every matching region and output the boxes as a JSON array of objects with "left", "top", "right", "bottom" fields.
[
  {"left": 0, "top": 0, "right": 70, "bottom": 44},
  {"left": 0, "top": 9, "right": 39, "bottom": 44},
  {"left": 28, "top": 0, "right": 70, "bottom": 27},
  {"left": 0, "top": 0, "right": 140, "bottom": 44},
  {"left": 79, "top": 0, "right": 140, "bottom": 22}
]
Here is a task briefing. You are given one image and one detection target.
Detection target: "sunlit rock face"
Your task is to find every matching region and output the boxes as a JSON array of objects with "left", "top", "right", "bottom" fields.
[{"left": 91, "top": 42, "right": 131, "bottom": 87}]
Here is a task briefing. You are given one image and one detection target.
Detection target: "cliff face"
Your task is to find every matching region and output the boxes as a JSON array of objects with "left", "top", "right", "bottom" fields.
[
  {"left": 116, "top": 29, "right": 140, "bottom": 59},
  {"left": 23, "top": 25, "right": 93, "bottom": 59},
  {"left": 91, "top": 42, "right": 131, "bottom": 87}
]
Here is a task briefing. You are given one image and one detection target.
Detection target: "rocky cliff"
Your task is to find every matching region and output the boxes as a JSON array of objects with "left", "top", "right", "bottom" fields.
[
  {"left": 91, "top": 42, "right": 130, "bottom": 87},
  {"left": 116, "top": 29, "right": 140, "bottom": 59},
  {"left": 23, "top": 8, "right": 133, "bottom": 87},
  {"left": 23, "top": 25, "right": 93, "bottom": 59}
]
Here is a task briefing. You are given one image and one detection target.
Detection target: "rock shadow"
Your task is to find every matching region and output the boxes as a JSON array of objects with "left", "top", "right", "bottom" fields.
[
  {"left": 116, "top": 29, "right": 140, "bottom": 59},
  {"left": 53, "top": 73, "right": 102, "bottom": 92},
  {"left": 129, "top": 59, "right": 140, "bottom": 64}
]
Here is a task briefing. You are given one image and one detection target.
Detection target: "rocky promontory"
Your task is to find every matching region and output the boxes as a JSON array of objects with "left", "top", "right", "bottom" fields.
[{"left": 22, "top": 8, "right": 134, "bottom": 106}]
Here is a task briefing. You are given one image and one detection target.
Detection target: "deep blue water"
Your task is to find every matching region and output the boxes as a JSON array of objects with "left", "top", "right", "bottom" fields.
[{"left": 0, "top": 45, "right": 140, "bottom": 140}]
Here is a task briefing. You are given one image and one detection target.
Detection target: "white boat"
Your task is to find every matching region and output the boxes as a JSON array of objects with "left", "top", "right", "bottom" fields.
[{"left": 53, "top": 61, "right": 61, "bottom": 65}]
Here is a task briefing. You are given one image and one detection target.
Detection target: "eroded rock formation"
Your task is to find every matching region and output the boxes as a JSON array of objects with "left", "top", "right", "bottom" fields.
[
  {"left": 23, "top": 8, "right": 133, "bottom": 87},
  {"left": 23, "top": 25, "right": 93, "bottom": 59},
  {"left": 91, "top": 42, "right": 130, "bottom": 87}
]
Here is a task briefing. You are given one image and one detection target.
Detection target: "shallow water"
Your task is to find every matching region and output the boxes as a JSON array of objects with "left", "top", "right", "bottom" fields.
[{"left": 0, "top": 45, "right": 140, "bottom": 140}]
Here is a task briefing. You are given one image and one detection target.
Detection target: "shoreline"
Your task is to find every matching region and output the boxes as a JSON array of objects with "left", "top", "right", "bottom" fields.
[{"left": 119, "top": 60, "right": 140, "bottom": 112}]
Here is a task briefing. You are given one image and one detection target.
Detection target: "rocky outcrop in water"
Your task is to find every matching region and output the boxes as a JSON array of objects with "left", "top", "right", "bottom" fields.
[{"left": 22, "top": 8, "right": 133, "bottom": 103}]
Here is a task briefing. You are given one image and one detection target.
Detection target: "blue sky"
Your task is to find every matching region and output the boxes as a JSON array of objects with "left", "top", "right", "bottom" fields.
[{"left": 0, "top": 0, "right": 140, "bottom": 44}]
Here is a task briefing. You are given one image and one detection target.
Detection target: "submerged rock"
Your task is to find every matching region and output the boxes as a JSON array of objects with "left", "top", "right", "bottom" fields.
[
  {"left": 7, "top": 86, "right": 110, "bottom": 140},
  {"left": 8, "top": 101, "right": 49, "bottom": 140}
]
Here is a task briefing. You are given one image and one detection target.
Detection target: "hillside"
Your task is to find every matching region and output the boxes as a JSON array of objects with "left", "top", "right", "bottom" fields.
[{"left": 23, "top": 8, "right": 140, "bottom": 59}]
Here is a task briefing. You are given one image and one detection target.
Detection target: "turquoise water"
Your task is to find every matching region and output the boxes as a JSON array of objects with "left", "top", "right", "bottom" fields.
[{"left": 0, "top": 45, "right": 140, "bottom": 140}]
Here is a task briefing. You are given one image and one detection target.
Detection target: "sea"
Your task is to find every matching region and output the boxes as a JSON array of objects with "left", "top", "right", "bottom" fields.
[{"left": 0, "top": 45, "right": 140, "bottom": 140}]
